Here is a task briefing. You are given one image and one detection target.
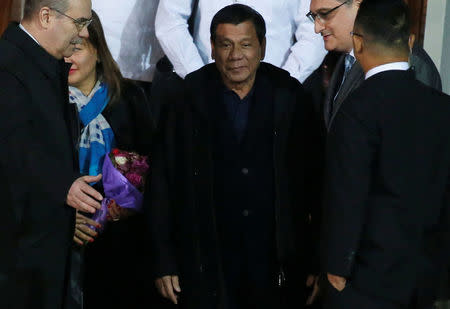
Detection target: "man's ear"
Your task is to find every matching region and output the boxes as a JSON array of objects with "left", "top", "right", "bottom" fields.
[
  {"left": 210, "top": 38, "right": 216, "bottom": 60},
  {"left": 352, "top": 34, "right": 363, "bottom": 55},
  {"left": 260, "top": 37, "right": 266, "bottom": 60},
  {"left": 355, "top": 0, "right": 363, "bottom": 8},
  {"left": 408, "top": 34, "right": 416, "bottom": 52},
  {"left": 39, "top": 6, "right": 51, "bottom": 30}
]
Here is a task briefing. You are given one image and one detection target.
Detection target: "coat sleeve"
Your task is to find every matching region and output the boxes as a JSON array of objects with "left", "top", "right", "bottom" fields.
[
  {"left": 321, "top": 104, "right": 377, "bottom": 277},
  {"left": 127, "top": 82, "right": 155, "bottom": 154},
  {"left": 0, "top": 71, "right": 30, "bottom": 301},
  {"left": 281, "top": 0, "right": 327, "bottom": 83},
  {"left": 144, "top": 98, "right": 179, "bottom": 278},
  {"left": 295, "top": 82, "right": 324, "bottom": 274},
  {"left": 155, "top": 0, "right": 205, "bottom": 78}
]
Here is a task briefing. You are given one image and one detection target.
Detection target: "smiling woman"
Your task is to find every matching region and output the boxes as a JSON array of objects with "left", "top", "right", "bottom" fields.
[{"left": 64, "top": 10, "right": 155, "bottom": 309}]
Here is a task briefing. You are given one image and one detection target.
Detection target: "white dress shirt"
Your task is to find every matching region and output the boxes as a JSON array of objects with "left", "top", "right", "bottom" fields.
[
  {"left": 155, "top": 0, "right": 327, "bottom": 82},
  {"left": 19, "top": 24, "right": 40, "bottom": 45},
  {"left": 365, "top": 62, "right": 410, "bottom": 80}
]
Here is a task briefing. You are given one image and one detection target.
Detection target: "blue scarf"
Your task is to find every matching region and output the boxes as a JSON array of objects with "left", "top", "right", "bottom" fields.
[{"left": 69, "top": 81, "right": 116, "bottom": 176}]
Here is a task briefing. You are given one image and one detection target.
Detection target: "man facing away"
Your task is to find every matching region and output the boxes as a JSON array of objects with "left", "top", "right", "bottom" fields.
[
  {"left": 322, "top": 0, "right": 450, "bottom": 308},
  {"left": 308, "top": 0, "right": 442, "bottom": 132},
  {"left": 0, "top": 0, "right": 105, "bottom": 307},
  {"left": 147, "top": 4, "right": 323, "bottom": 309}
]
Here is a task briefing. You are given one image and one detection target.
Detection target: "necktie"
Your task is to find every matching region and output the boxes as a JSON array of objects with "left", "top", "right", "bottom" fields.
[{"left": 333, "top": 54, "right": 356, "bottom": 104}]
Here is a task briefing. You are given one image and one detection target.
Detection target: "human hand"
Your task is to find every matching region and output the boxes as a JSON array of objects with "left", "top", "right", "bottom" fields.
[
  {"left": 66, "top": 175, "right": 103, "bottom": 213},
  {"left": 106, "top": 199, "right": 134, "bottom": 222},
  {"left": 327, "top": 273, "right": 346, "bottom": 291},
  {"left": 155, "top": 275, "right": 181, "bottom": 304},
  {"left": 73, "top": 211, "right": 102, "bottom": 246},
  {"left": 306, "top": 274, "right": 320, "bottom": 305}
]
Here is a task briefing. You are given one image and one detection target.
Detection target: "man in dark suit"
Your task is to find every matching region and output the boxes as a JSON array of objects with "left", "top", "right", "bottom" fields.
[
  {"left": 307, "top": 0, "right": 442, "bottom": 131},
  {"left": 147, "top": 4, "right": 323, "bottom": 309},
  {"left": 0, "top": 0, "right": 105, "bottom": 308},
  {"left": 321, "top": 0, "right": 450, "bottom": 308}
]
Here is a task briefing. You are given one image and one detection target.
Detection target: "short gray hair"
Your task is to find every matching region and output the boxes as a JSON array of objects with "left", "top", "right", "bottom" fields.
[{"left": 23, "top": 0, "right": 69, "bottom": 20}]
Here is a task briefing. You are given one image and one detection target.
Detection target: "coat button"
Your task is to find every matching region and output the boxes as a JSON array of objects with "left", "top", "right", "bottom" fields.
[
  {"left": 241, "top": 168, "right": 249, "bottom": 175},
  {"left": 242, "top": 209, "right": 249, "bottom": 217}
]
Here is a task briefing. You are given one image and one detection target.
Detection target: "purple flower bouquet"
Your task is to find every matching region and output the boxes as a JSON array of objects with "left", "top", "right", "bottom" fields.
[{"left": 91, "top": 149, "right": 149, "bottom": 233}]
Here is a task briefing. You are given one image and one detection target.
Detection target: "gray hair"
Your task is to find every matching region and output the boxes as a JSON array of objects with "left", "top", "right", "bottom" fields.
[{"left": 23, "top": 0, "right": 70, "bottom": 20}]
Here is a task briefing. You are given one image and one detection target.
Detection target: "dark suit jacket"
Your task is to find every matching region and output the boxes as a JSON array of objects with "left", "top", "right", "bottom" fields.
[
  {"left": 322, "top": 70, "right": 450, "bottom": 305},
  {"left": 147, "top": 62, "right": 323, "bottom": 309},
  {"left": 0, "top": 24, "right": 79, "bottom": 309},
  {"left": 324, "top": 45, "right": 442, "bottom": 131}
]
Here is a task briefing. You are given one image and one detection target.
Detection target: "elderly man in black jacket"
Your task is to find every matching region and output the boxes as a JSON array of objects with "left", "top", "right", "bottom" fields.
[
  {"left": 0, "top": 0, "right": 105, "bottom": 308},
  {"left": 147, "top": 4, "right": 323, "bottom": 309}
]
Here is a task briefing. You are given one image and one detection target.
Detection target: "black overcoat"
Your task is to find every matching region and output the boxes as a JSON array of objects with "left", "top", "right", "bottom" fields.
[
  {"left": 147, "top": 63, "right": 323, "bottom": 308},
  {"left": 0, "top": 24, "right": 80, "bottom": 308},
  {"left": 82, "top": 80, "right": 156, "bottom": 309}
]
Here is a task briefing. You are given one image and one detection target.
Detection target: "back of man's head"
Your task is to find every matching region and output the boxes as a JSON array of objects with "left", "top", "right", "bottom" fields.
[
  {"left": 210, "top": 4, "right": 266, "bottom": 45},
  {"left": 354, "top": 0, "right": 410, "bottom": 56},
  {"left": 23, "top": 0, "right": 69, "bottom": 20}
]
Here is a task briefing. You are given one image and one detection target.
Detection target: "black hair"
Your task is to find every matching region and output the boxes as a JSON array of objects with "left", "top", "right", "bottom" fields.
[
  {"left": 354, "top": 0, "right": 410, "bottom": 53},
  {"left": 210, "top": 4, "right": 266, "bottom": 44}
]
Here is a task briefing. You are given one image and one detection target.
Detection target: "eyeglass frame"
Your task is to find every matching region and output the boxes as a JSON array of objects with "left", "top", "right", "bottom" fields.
[
  {"left": 50, "top": 8, "right": 92, "bottom": 32},
  {"left": 350, "top": 31, "right": 364, "bottom": 37},
  {"left": 306, "top": 0, "right": 350, "bottom": 24}
]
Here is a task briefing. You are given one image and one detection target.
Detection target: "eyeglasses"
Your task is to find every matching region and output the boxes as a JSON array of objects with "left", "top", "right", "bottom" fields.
[
  {"left": 350, "top": 31, "right": 364, "bottom": 37},
  {"left": 306, "top": 0, "right": 350, "bottom": 24},
  {"left": 51, "top": 8, "right": 92, "bottom": 32}
]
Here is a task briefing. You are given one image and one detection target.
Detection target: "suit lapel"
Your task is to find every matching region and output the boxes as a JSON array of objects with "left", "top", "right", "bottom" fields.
[
  {"left": 324, "top": 55, "right": 345, "bottom": 129},
  {"left": 328, "top": 60, "right": 364, "bottom": 130}
]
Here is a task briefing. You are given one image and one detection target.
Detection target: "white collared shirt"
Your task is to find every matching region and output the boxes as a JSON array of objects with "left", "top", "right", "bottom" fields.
[
  {"left": 365, "top": 62, "right": 410, "bottom": 80},
  {"left": 19, "top": 23, "right": 40, "bottom": 45},
  {"left": 155, "top": 0, "right": 327, "bottom": 82}
]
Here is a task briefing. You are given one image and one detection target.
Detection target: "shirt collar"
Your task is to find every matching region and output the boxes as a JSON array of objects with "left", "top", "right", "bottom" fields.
[
  {"left": 365, "top": 62, "right": 410, "bottom": 80},
  {"left": 19, "top": 23, "right": 40, "bottom": 46},
  {"left": 349, "top": 49, "right": 355, "bottom": 59}
]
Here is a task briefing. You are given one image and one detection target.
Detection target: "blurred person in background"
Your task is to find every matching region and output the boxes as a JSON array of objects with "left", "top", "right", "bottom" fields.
[{"left": 92, "top": 0, "right": 164, "bottom": 83}]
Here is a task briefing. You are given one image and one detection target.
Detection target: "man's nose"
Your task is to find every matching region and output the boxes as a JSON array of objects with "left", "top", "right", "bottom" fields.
[
  {"left": 314, "top": 18, "right": 325, "bottom": 34},
  {"left": 78, "top": 26, "right": 89, "bottom": 39},
  {"left": 229, "top": 46, "right": 243, "bottom": 59}
]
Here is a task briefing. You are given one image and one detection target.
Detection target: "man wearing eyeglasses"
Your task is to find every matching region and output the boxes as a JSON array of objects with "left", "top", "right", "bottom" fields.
[
  {"left": 308, "top": 0, "right": 441, "bottom": 132},
  {"left": 0, "top": 0, "right": 104, "bottom": 308}
]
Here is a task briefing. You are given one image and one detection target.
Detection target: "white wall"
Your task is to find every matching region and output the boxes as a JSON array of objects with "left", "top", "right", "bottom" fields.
[{"left": 424, "top": 0, "right": 450, "bottom": 94}]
